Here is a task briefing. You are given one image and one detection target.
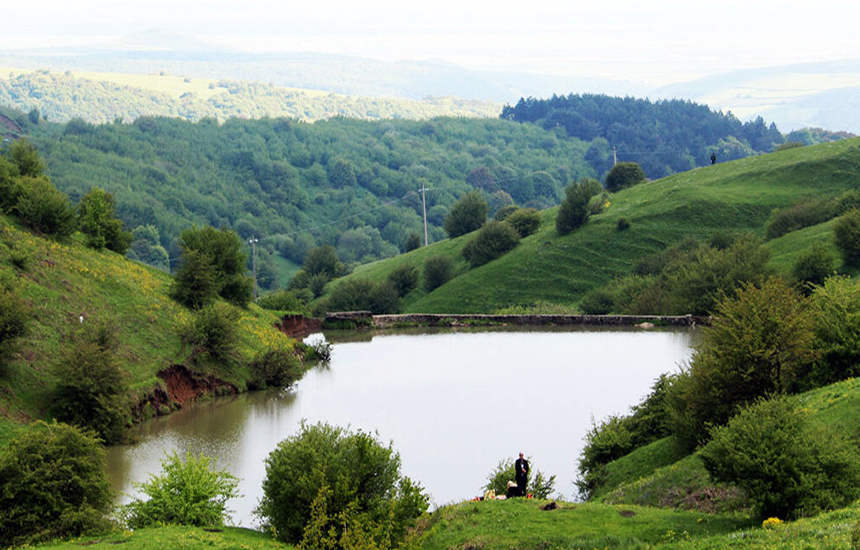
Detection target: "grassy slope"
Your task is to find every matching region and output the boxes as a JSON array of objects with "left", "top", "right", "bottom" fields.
[
  {"left": 33, "top": 526, "right": 292, "bottom": 550},
  {"left": 0, "top": 215, "right": 292, "bottom": 444},
  {"left": 335, "top": 138, "right": 860, "bottom": 313}
]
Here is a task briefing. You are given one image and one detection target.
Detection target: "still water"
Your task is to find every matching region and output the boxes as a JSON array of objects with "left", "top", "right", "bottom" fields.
[{"left": 106, "top": 327, "right": 695, "bottom": 527}]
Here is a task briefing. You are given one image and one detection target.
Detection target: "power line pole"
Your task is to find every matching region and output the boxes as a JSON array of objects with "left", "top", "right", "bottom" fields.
[
  {"left": 420, "top": 182, "right": 429, "bottom": 247},
  {"left": 613, "top": 146, "right": 617, "bottom": 166},
  {"left": 249, "top": 236, "right": 259, "bottom": 300}
]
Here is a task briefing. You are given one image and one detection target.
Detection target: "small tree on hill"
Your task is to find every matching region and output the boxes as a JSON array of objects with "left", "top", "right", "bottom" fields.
[
  {"left": 444, "top": 191, "right": 488, "bottom": 238},
  {"left": 171, "top": 226, "right": 253, "bottom": 308},
  {"left": 423, "top": 255, "right": 453, "bottom": 292},
  {"left": 77, "top": 187, "right": 133, "bottom": 253},
  {"left": 13, "top": 176, "right": 77, "bottom": 238},
  {"left": 834, "top": 209, "right": 860, "bottom": 267},
  {"left": 556, "top": 180, "right": 600, "bottom": 235},
  {"left": 462, "top": 220, "right": 520, "bottom": 267},
  {"left": 605, "top": 162, "right": 645, "bottom": 192}
]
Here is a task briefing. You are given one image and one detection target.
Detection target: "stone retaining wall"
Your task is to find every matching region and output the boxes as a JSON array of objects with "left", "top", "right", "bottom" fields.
[{"left": 324, "top": 312, "right": 709, "bottom": 329}]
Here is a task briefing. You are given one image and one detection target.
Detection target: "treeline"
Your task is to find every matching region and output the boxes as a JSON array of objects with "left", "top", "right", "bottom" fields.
[
  {"left": 0, "top": 70, "right": 500, "bottom": 124},
  {"left": 12, "top": 109, "right": 593, "bottom": 288},
  {"left": 501, "top": 94, "right": 785, "bottom": 179}
]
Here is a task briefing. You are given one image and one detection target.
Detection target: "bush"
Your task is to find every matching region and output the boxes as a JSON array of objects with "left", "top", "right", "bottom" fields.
[
  {"left": 809, "top": 276, "right": 860, "bottom": 385},
  {"left": 444, "top": 191, "right": 488, "bottom": 238},
  {"left": 174, "top": 226, "right": 253, "bottom": 307},
  {"left": 169, "top": 249, "right": 220, "bottom": 309},
  {"left": 8, "top": 138, "right": 44, "bottom": 177},
  {"left": 423, "top": 255, "right": 453, "bottom": 292},
  {"left": 605, "top": 162, "right": 645, "bottom": 192},
  {"left": 834, "top": 208, "right": 860, "bottom": 267},
  {"left": 579, "top": 288, "right": 615, "bottom": 314},
  {"left": 556, "top": 180, "right": 599, "bottom": 235},
  {"left": 765, "top": 198, "right": 838, "bottom": 240},
  {"left": 77, "top": 187, "right": 133, "bottom": 253},
  {"left": 505, "top": 208, "right": 541, "bottom": 237},
  {"left": 13, "top": 175, "right": 77, "bottom": 238},
  {"left": 256, "top": 422, "right": 429, "bottom": 544},
  {"left": 303, "top": 244, "right": 346, "bottom": 278},
  {"left": 52, "top": 338, "right": 131, "bottom": 444},
  {"left": 179, "top": 303, "right": 241, "bottom": 364},
  {"left": 484, "top": 458, "right": 556, "bottom": 500},
  {"left": 0, "top": 287, "right": 29, "bottom": 361},
  {"left": 0, "top": 155, "right": 20, "bottom": 211},
  {"left": 328, "top": 278, "right": 375, "bottom": 312},
  {"left": 387, "top": 264, "right": 419, "bottom": 297},
  {"left": 792, "top": 242, "right": 836, "bottom": 293},
  {"left": 616, "top": 217, "right": 630, "bottom": 231},
  {"left": 251, "top": 347, "right": 303, "bottom": 389},
  {"left": 257, "top": 288, "right": 312, "bottom": 313},
  {"left": 369, "top": 280, "right": 400, "bottom": 314},
  {"left": 404, "top": 232, "right": 421, "bottom": 252},
  {"left": 700, "top": 396, "right": 860, "bottom": 519},
  {"left": 461, "top": 220, "right": 520, "bottom": 267},
  {"left": 0, "top": 421, "right": 114, "bottom": 548},
  {"left": 121, "top": 452, "right": 239, "bottom": 528},
  {"left": 493, "top": 204, "right": 519, "bottom": 222}
]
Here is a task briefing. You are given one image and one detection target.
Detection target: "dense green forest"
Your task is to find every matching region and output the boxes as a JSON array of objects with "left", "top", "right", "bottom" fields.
[
  {"left": 501, "top": 94, "right": 786, "bottom": 179},
  {"left": 0, "top": 70, "right": 500, "bottom": 124}
]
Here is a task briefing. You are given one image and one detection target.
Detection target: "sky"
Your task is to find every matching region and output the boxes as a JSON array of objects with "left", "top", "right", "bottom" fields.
[{"left": 2, "top": 0, "right": 860, "bottom": 85}]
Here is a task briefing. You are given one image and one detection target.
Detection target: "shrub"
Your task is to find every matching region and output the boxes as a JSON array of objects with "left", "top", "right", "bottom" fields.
[
  {"left": 369, "top": 280, "right": 400, "bottom": 314},
  {"left": 303, "top": 244, "right": 346, "bottom": 278},
  {"left": 251, "top": 347, "right": 303, "bottom": 389},
  {"left": 404, "top": 232, "right": 421, "bottom": 252},
  {"left": 556, "top": 180, "right": 599, "bottom": 235},
  {"left": 462, "top": 220, "right": 520, "bottom": 267},
  {"left": 700, "top": 396, "right": 860, "bottom": 519},
  {"left": 77, "top": 187, "right": 133, "bottom": 253},
  {"left": 444, "top": 191, "right": 488, "bottom": 238},
  {"left": 0, "top": 155, "right": 20, "bottom": 211},
  {"left": 616, "top": 217, "right": 630, "bottom": 231},
  {"left": 809, "top": 276, "right": 860, "bottom": 385},
  {"left": 605, "top": 162, "right": 645, "bottom": 192},
  {"left": 504, "top": 208, "right": 541, "bottom": 237},
  {"left": 121, "top": 452, "right": 239, "bottom": 528},
  {"left": 256, "top": 422, "right": 429, "bottom": 544},
  {"left": 423, "top": 255, "right": 453, "bottom": 292},
  {"left": 834, "top": 208, "right": 860, "bottom": 267},
  {"left": 493, "top": 204, "right": 519, "bottom": 222},
  {"left": 836, "top": 189, "right": 860, "bottom": 215},
  {"left": 7, "top": 138, "right": 44, "bottom": 177},
  {"left": 174, "top": 226, "right": 253, "bottom": 307},
  {"left": 169, "top": 249, "right": 220, "bottom": 309},
  {"left": 387, "top": 264, "right": 419, "bottom": 297},
  {"left": 257, "top": 288, "right": 312, "bottom": 313},
  {"left": 307, "top": 273, "right": 329, "bottom": 298},
  {"left": 791, "top": 242, "right": 836, "bottom": 293},
  {"left": 13, "top": 175, "right": 77, "bottom": 238},
  {"left": 484, "top": 458, "right": 556, "bottom": 500},
  {"left": 0, "top": 287, "right": 29, "bottom": 361},
  {"left": 765, "top": 198, "right": 838, "bottom": 240},
  {"left": 179, "top": 303, "right": 241, "bottom": 363},
  {"left": 579, "top": 288, "right": 615, "bottom": 314},
  {"left": 328, "top": 278, "right": 375, "bottom": 312},
  {"left": 0, "top": 421, "right": 114, "bottom": 548}
]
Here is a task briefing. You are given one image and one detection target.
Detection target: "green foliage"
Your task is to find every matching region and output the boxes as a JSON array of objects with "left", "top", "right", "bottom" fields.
[
  {"left": 808, "top": 276, "right": 860, "bottom": 385},
  {"left": 556, "top": 180, "right": 599, "bottom": 235},
  {"left": 504, "top": 208, "right": 541, "bottom": 237},
  {"left": 173, "top": 226, "right": 253, "bottom": 308},
  {"left": 13, "top": 175, "right": 77, "bottom": 238},
  {"left": 701, "top": 396, "right": 860, "bottom": 519},
  {"left": 257, "top": 288, "right": 311, "bottom": 313},
  {"left": 765, "top": 198, "right": 838, "bottom": 239},
  {"left": 444, "top": 191, "right": 488, "bottom": 238},
  {"left": 493, "top": 204, "right": 519, "bottom": 222},
  {"left": 121, "top": 452, "right": 239, "bottom": 528},
  {"left": 128, "top": 225, "right": 169, "bottom": 270},
  {"left": 387, "top": 264, "right": 419, "bottom": 297},
  {"left": 578, "top": 287, "right": 615, "bottom": 314},
  {"left": 0, "top": 155, "right": 20, "bottom": 211},
  {"left": 251, "top": 347, "right": 303, "bottom": 389},
  {"left": 605, "top": 162, "right": 645, "bottom": 192},
  {"left": 179, "top": 303, "right": 241, "bottom": 364},
  {"left": 484, "top": 457, "right": 556, "bottom": 500},
  {"left": 256, "top": 421, "right": 429, "bottom": 544},
  {"left": 7, "top": 138, "right": 44, "bottom": 177},
  {"left": 616, "top": 217, "right": 630, "bottom": 231},
  {"left": 369, "top": 281, "right": 401, "bottom": 314},
  {"left": 462, "top": 220, "right": 520, "bottom": 267},
  {"left": 834, "top": 208, "right": 860, "bottom": 267},
  {"left": 0, "top": 421, "right": 114, "bottom": 548},
  {"left": 670, "top": 278, "right": 816, "bottom": 449},
  {"left": 791, "top": 242, "right": 836, "bottom": 293},
  {"left": 77, "top": 187, "right": 133, "bottom": 253},
  {"left": 170, "top": 249, "right": 220, "bottom": 309},
  {"left": 423, "top": 254, "right": 453, "bottom": 292},
  {"left": 328, "top": 278, "right": 375, "bottom": 312},
  {"left": 52, "top": 335, "right": 131, "bottom": 444},
  {"left": 0, "top": 287, "right": 29, "bottom": 361},
  {"left": 404, "top": 232, "right": 421, "bottom": 252}
]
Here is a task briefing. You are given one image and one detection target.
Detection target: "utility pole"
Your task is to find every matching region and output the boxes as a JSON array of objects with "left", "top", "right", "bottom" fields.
[
  {"left": 420, "top": 182, "right": 429, "bottom": 247},
  {"left": 613, "top": 146, "right": 617, "bottom": 166},
  {"left": 249, "top": 236, "right": 259, "bottom": 300}
]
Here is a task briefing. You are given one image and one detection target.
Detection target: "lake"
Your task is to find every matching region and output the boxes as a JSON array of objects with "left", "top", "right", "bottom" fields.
[{"left": 106, "top": 326, "right": 696, "bottom": 527}]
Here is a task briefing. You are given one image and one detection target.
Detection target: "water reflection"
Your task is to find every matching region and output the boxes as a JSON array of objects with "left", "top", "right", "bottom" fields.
[{"left": 107, "top": 327, "right": 695, "bottom": 527}]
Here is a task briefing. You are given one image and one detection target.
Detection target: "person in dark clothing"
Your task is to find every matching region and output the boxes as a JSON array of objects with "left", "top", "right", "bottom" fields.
[
  {"left": 710, "top": 152, "right": 717, "bottom": 165},
  {"left": 515, "top": 452, "right": 529, "bottom": 497}
]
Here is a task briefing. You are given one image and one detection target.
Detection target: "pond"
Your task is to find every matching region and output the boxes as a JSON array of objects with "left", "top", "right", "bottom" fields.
[{"left": 106, "top": 326, "right": 696, "bottom": 527}]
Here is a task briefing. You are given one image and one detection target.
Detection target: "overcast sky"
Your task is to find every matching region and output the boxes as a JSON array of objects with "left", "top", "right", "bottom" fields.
[{"left": 2, "top": 0, "right": 859, "bottom": 85}]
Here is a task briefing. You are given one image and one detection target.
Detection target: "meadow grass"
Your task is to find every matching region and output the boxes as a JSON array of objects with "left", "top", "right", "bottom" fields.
[{"left": 29, "top": 525, "right": 292, "bottom": 550}]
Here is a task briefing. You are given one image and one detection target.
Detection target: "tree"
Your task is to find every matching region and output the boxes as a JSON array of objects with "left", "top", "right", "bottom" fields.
[
  {"left": 0, "top": 288, "right": 29, "bottom": 362},
  {"left": 0, "top": 421, "right": 114, "bottom": 548},
  {"left": 303, "top": 244, "right": 345, "bottom": 278},
  {"left": 484, "top": 457, "right": 556, "bottom": 500},
  {"left": 121, "top": 452, "right": 239, "bottom": 528},
  {"left": 13, "top": 176, "right": 77, "bottom": 238},
  {"left": 172, "top": 226, "right": 253, "bottom": 307},
  {"left": 7, "top": 138, "right": 44, "bottom": 177},
  {"left": 791, "top": 243, "right": 836, "bottom": 293},
  {"left": 256, "top": 422, "right": 428, "bottom": 544},
  {"left": 505, "top": 208, "right": 541, "bottom": 237},
  {"left": 404, "top": 232, "right": 421, "bottom": 252},
  {"left": 809, "top": 276, "right": 860, "bottom": 385},
  {"left": 444, "top": 191, "right": 488, "bottom": 238},
  {"left": 462, "top": 220, "right": 520, "bottom": 267},
  {"left": 605, "top": 162, "right": 645, "bottom": 192},
  {"left": 170, "top": 249, "right": 220, "bottom": 309},
  {"left": 834, "top": 209, "right": 860, "bottom": 267},
  {"left": 77, "top": 187, "right": 133, "bottom": 253},
  {"left": 423, "top": 255, "right": 453, "bottom": 292},
  {"left": 387, "top": 264, "right": 419, "bottom": 297},
  {"left": 556, "top": 180, "right": 599, "bottom": 235},
  {"left": 128, "top": 225, "right": 169, "bottom": 270}
]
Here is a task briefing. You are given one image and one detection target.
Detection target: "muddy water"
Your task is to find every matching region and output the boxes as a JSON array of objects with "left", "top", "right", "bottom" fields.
[{"left": 107, "top": 327, "right": 695, "bottom": 526}]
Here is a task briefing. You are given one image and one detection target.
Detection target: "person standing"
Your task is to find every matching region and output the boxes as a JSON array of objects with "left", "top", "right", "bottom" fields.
[
  {"left": 515, "top": 452, "right": 529, "bottom": 497},
  {"left": 710, "top": 152, "right": 717, "bottom": 165}
]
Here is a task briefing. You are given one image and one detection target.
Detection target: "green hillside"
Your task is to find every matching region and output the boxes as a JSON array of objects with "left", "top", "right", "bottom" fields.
[
  {"left": 0, "top": 213, "right": 294, "bottom": 444},
  {"left": 334, "top": 137, "right": 860, "bottom": 313}
]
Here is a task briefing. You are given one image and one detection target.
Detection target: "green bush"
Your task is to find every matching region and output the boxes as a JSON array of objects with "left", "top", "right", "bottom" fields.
[
  {"left": 616, "top": 217, "right": 630, "bottom": 231},
  {"left": 8, "top": 138, "right": 44, "bottom": 177},
  {"left": 423, "top": 254, "right": 453, "bottom": 292},
  {"left": 179, "top": 303, "right": 241, "bottom": 364},
  {"left": 444, "top": 191, "right": 487, "bottom": 238},
  {"left": 834, "top": 208, "right": 860, "bottom": 267},
  {"left": 0, "top": 421, "right": 114, "bottom": 548},
  {"left": 52, "top": 338, "right": 131, "bottom": 444},
  {"left": 461, "top": 220, "right": 520, "bottom": 267},
  {"left": 121, "top": 452, "right": 239, "bottom": 528},
  {"left": 13, "top": 175, "right": 77, "bottom": 238},
  {"left": 170, "top": 249, "right": 220, "bottom": 309},
  {"left": 809, "top": 276, "right": 860, "bottom": 385},
  {"left": 404, "top": 232, "right": 421, "bottom": 252},
  {"left": 368, "top": 280, "right": 400, "bottom": 314},
  {"left": 700, "top": 396, "right": 860, "bottom": 519},
  {"left": 791, "top": 242, "right": 836, "bottom": 293},
  {"left": 0, "top": 155, "right": 21, "bottom": 211},
  {"left": 173, "top": 226, "right": 253, "bottom": 308},
  {"left": 257, "top": 288, "right": 312, "bottom": 313},
  {"left": 387, "top": 264, "right": 419, "bottom": 297},
  {"left": 504, "top": 208, "right": 541, "bottom": 237},
  {"left": 77, "top": 187, "right": 133, "bottom": 253},
  {"left": 605, "top": 162, "right": 645, "bottom": 192},
  {"left": 579, "top": 288, "right": 615, "bottom": 314},
  {"left": 493, "top": 204, "right": 519, "bottom": 222},
  {"left": 256, "top": 422, "right": 429, "bottom": 544},
  {"left": 765, "top": 198, "right": 838, "bottom": 240},
  {"left": 484, "top": 458, "right": 556, "bottom": 500},
  {"left": 328, "top": 278, "right": 375, "bottom": 312},
  {"left": 556, "top": 180, "right": 599, "bottom": 235},
  {"left": 0, "top": 287, "right": 29, "bottom": 361},
  {"left": 303, "top": 244, "right": 346, "bottom": 278},
  {"left": 251, "top": 347, "right": 303, "bottom": 389},
  {"left": 836, "top": 189, "right": 860, "bottom": 215}
]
